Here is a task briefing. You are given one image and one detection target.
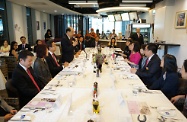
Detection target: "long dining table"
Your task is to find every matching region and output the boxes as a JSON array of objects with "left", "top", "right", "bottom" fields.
[{"left": 9, "top": 47, "right": 187, "bottom": 122}]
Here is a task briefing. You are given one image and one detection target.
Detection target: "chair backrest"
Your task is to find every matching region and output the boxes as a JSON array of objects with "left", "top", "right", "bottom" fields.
[
  {"left": 5, "top": 79, "right": 19, "bottom": 98},
  {"left": 1, "top": 56, "right": 17, "bottom": 73},
  {"left": 178, "top": 78, "right": 187, "bottom": 94},
  {"left": 0, "top": 69, "right": 6, "bottom": 90},
  {"left": 0, "top": 58, "right": 8, "bottom": 75}
]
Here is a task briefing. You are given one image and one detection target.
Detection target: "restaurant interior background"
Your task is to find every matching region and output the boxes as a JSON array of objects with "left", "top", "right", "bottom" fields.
[{"left": 0, "top": 0, "right": 187, "bottom": 67}]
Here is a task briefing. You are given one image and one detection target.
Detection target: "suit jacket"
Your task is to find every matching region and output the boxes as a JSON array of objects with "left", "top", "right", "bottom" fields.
[
  {"left": 136, "top": 54, "right": 161, "bottom": 88},
  {"left": 76, "top": 41, "right": 85, "bottom": 51},
  {"left": 61, "top": 35, "right": 75, "bottom": 63},
  {"left": 18, "top": 44, "right": 32, "bottom": 52},
  {"left": 12, "top": 64, "right": 44, "bottom": 108},
  {"left": 130, "top": 33, "right": 144, "bottom": 46},
  {"left": 33, "top": 58, "right": 52, "bottom": 85},
  {"left": 150, "top": 72, "right": 179, "bottom": 99},
  {"left": 45, "top": 53, "right": 63, "bottom": 78}
]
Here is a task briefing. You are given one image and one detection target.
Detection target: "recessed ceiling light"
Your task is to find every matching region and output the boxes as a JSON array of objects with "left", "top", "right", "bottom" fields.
[
  {"left": 54, "top": 10, "right": 57, "bottom": 12},
  {"left": 122, "top": 0, "right": 152, "bottom": 3},
  {"left": 43, "top": 10, "right": 45, "bottom": 12},
  {"left": 120, "top": 4, "right": 146, "bottom": 7},
  {"left": 69, "top": 1, "right": 97, "bottom": 4},
  {"left": 96, "top": 7, "right": 150, "bottom": 13}
]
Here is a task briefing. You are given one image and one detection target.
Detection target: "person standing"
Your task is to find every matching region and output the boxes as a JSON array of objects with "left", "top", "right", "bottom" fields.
[
  {"left": 61, "top": 27, "right": 78, "bottom": 63},
  {"left": 45, "top": 29, "right": 53, "bottom": 43},
  {"left": 129, "top": 28, "right": 144, "bottom": 46}
]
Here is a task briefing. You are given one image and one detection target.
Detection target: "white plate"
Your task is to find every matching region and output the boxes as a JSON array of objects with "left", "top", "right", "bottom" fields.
[{"left": 157, "top": 107, "right": 176, "bottom": 117}]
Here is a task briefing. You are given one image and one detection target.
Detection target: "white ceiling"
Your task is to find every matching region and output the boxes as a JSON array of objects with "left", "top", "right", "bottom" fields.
[{"left": 7, "top": 0, "right": 81, "bottom": 15}]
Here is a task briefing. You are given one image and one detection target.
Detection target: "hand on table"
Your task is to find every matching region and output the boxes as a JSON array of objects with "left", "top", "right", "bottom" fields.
[
  {"left": 170, "top": 95, "right": 185, "bottom": 104},
  {"left": 4, "top": 113, "right": 13, "bottom": 121},
  {"left": 63, "top": 62, "right": 69, "bottom": 67},
  {"left": 130, "top": 68, "right": 137, "bottom": 74},
  {"left": 10, "top": 109, "right": 17, "bottom": 115}
]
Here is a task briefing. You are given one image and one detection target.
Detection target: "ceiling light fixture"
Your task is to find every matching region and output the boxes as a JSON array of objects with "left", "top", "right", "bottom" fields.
[
  {"left": 96, "top": 7, "right": 150, "bottom": 13},
  {"left": 69, "top": 1, "right": 97, "bottom": 4},
  {"left": 120, "top": 4, "right": 146, "bottom": 7},
  {"left": 122, "top": 0, "right": 152, "bottom": 3}
]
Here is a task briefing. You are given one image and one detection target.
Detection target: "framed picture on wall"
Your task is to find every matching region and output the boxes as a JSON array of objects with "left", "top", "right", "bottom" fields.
[
  {"left": 43, "top": 22, "right": 46, "bottom": 30},
  {"left": 36, "top": 21, "right": 40, "bottom": 30},
  {"left": 175, "top": 11, "right": 187, "bottom": 28}
]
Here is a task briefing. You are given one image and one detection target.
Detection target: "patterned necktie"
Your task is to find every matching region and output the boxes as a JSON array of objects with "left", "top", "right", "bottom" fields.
[{"left": 27, "top": 69, "right": 40, "bottom": 92}]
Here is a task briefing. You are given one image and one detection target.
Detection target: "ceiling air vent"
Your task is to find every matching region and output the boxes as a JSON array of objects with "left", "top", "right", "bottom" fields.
[{"left": 31, "top": 2, "right": 47, "bottom": 5}]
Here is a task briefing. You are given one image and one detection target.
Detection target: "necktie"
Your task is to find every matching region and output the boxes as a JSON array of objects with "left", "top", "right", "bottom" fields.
[
  {"left": 80, "top": 43, "right": 82, "bottom": 50},
  {"left": 145, "top": 59, "right": 149, "bottom": 66},
  {"left": 22, "top": 44, "right": 25, "bottom": 50},
  {"left": 52, "top": 54, "right": 60, "bottom": 67},
  {"left": 27, "top": 69, "right": 40, "bottom": 92}
]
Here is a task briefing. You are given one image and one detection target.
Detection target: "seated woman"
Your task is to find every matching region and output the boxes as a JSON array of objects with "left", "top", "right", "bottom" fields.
[
  {"left": 0, "top": 96, "right": 17, "bottom": 122},
  {"left": 9, "top": 41, "right": 18, "bottom": 60},
  {"left": 108, "top": 38, "right": 117, "bottom": 48},
  {"left": 34, "top": 40, "right": 43, "bottom": 52},
  {"left": 122, "top": 39, "right": 132, "bottom": 59},
  {"left": 33, "top": 44, "right": 52, "bottom": 86},
  {"left": 124, "top": 41, "right": 141, "bottom": 68},
  {"left": 150, "top": 54, "right": 179, "bottom": 99},
  {"left": 139, "top": 44, "right": 147, "bottom": 69},
  {"left": 0, "top": 40, "right": 10, "bottom": 53},
  {"left": 170, "top": 59, "right": 187, "bottom": 117}
]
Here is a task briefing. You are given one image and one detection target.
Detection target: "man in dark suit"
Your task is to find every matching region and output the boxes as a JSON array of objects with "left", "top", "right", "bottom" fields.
[
  {"left": 75, "top": 36, "right": 85, "bottom": 53},
  {"left": 18, "top": 36, "right": 32, "bottom": 52},
  {"left": 46, "top": 41, "right": 69, "bottom": 78},
  {"left": 61, "top": 27, "right": 78, "bottom": 63},
  {"left": 130, "top": 43, "right": 161, "bottom": 88},
  {"left": 129, "top": 28, "right": 144, "bottom": 46},
  {"left": 0, "top": 96, "right": 17, "bottom": 122},
  {"left": 12, "top": 50, "right": 44, "bottom": 108}
]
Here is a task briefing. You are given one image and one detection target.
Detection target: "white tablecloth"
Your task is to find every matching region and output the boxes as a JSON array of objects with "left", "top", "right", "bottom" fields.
[{"left": 10, "top": 48, "right": 187, "bottom": 122}]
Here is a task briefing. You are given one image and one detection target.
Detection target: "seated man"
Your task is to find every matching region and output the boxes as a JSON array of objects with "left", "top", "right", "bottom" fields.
[
  {"left": 0, "top": 96, "right": 17, "bottom": 122},
  {"left": 18, "top": 36, "right": 32, "bottom": 52},
  {"left": 45, "top": 41, "right": 69, "bottom": 78},
  {"left": 12, "top": 50, "right": 44, "bottom": 108},
  {"left": 130, "top": 43, "right": 161, "bottom": 88}
]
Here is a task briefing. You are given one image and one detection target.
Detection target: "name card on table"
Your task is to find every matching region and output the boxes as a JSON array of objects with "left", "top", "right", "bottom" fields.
[
  {"left": 55, "top": 94, "right": 64, "bottom": 108},
  {"left": 127, "top": 101, "right": 140, "bottom": 114}
]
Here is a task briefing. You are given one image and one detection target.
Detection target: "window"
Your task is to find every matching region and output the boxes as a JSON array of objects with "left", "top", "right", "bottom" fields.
[{"left": 0, "top": 0, "right": 9, "bottom": 43}]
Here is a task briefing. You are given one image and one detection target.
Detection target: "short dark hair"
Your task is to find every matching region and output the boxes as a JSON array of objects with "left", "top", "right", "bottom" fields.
[
  {"left": 20, "top": 36, "right": 26, "bottom": 40},
  {"left": 163, "top": 54, "right": 178, "bottom": 73},
  {"left": 18, "top": 50, "right": 34, "bottom": 61},
  {"left": 141, "top": 44, "right": 147, "bottom": 50},
  {"left": 131, "top": 41, "right": 140, "bottom": 52},
  {"left": 183, "top": 60, "right": 187, "bottom": 72},
  {"left": 36, "top": 44, "right": 47, "bottom": 58},
  {"left": 46, "top": 40, "right": 54, "bottom": 49},
  {"left": 147, "top": 43, "right": 158, "bottom": 54},
  {"left": 66, "top": 27, "right": 71, "bottom": 33}
]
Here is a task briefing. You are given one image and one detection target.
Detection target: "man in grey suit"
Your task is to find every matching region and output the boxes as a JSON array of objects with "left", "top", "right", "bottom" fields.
[{"left": 0, "top": 96, "right": 17, "bottom": 122}]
